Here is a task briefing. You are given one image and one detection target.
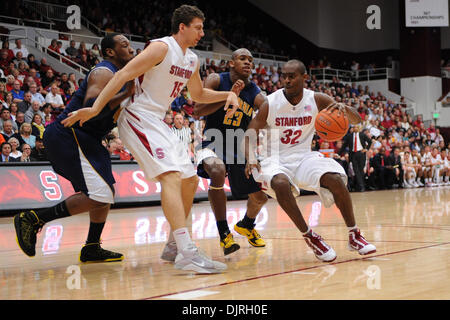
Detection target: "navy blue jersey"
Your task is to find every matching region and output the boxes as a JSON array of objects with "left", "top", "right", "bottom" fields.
[
  {"left": 57, "top": 60, "right": 122, "bottom": 140},
  {"left": 202, "top": 72, "right": 260, "bottom": 163}
]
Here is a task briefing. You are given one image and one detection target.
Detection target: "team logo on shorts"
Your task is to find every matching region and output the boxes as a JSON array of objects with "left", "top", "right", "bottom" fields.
[{"left": 156, "top": 148, "right": 165, "bottom": 159}]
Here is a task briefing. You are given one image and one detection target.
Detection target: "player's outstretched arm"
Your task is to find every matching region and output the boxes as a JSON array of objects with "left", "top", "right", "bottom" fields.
[
  {"left": 62, "top": 41, "right": 168, "bottom": 127},
  {"left": 243, "top": 100, "right": 269, "bottom": 178},
  {"left": 314, "top": 92, "right": 361, "bottom": 125},
  {"left": 82, "top": 69, "right": 135, "bottom": 109},
  {"left": 193, "top": 73, "right": 221, "bottom": 117},
  {"left": 187, "top": 65, "right": 239, "bottom": 118}
]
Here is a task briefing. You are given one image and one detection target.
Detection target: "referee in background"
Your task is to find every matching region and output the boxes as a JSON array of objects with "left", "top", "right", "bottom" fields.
[{"left": 171, "top": 113, "right": 193, "bottom": 156}]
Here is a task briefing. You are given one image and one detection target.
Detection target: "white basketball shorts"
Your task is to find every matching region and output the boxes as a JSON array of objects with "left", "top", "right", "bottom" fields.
[
  {"left": 117, "top": 107, "right": 196, "bottom": 181},
  {"left": 252, "top": 151, "right": 347, "bottom": 207}
]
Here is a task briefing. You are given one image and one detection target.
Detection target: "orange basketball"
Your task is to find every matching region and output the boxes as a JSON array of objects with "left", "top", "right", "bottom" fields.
[{"left": 314, "top": 109, "right": 349, "bottom": 142}]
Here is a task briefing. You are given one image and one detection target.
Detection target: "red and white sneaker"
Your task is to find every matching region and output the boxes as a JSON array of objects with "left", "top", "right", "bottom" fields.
[
  {"left": 303, "top": 230, "right": 337, "bottom": 262},
  {"left": 348, "top": 228, "right": 376, "bottom": 255}
]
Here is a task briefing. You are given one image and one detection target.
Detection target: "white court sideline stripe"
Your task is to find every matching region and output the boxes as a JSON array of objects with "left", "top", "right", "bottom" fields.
[{"left": 162, "top": 290, "right": 220, "bottom": 300}]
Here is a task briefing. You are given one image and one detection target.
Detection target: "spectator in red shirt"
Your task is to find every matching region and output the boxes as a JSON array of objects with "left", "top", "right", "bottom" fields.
[
  {"left": 1, "top": 42, "right": 14, "bottom": 61},
  {"left": 5, "top": 75, "right": 15, "bottom": 92},
  {"left": 47, "top": 39, "right": 60, "bottom": 59},
  {"left": 17, "top": 61, "right": 29, "bottom": 78},
  {"left": 0, "top": 49, "right": 10, "bottom": 70},
  {"left": 78, "top": 42, "right": 88, "bottom": 58},
  {"left": 381, "top": 112, "right": 394, "bottom": 129},
  {"left": 413, "top": 115, "right": 423, "bottom": 128},
  {"left": 112, "top": 138, "right": 133, "bottom": 160},
  {"left": 39, "top": 57, "right": 52, "bottom": 75},
  {"left": 28, "top": 68, "right": 42, "bottom": 88}
]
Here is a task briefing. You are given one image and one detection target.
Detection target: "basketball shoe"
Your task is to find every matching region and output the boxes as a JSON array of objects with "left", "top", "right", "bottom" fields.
[
  {"left": 220, "top": 233, "right": 240, "bottom": 255},
  {"left": 234, "top": 222, "right": 266, "bottom": 247},
  {"left": 303, "top": 230, "right": 337, "bottom": 262},
  {"left": 79, "top": 242, "right": 124, "bottom": 263},
  {"left": 14, "top": 210, "right": 43, "bottom": 257},
  {"left": 174, "top": 243, "right": 227, "bottom": 274},
  {"left": 348, "top": 228, "right": 377, "bottom": 255},
  {"left": 161, "top": 241, "right": 178, "bottom": 262}
]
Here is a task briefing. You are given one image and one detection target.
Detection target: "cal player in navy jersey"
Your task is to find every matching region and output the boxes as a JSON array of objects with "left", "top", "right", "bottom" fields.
[
  {"left": 194, "top": 48, "right": 268, "bottom": 255},
  {"left": 14, "top": 34, "right": 135, "bottom": 262}
]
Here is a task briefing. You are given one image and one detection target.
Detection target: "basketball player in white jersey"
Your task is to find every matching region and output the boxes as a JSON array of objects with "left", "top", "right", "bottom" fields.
[
  {"left": 244, "top": 60, "right": 376, "bottom": 262},
  {"left": 62, "top": 5, "right": 240, "bottom": 274}
]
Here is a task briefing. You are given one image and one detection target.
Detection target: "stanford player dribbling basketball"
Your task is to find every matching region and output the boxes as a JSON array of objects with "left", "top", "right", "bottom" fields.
[{"left": 244, "top": 59, "right": 376, "bottom": 262}]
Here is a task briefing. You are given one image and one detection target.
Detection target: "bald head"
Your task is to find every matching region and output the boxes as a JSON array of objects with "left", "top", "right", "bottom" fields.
[
  {"left": 285, "top": 59, "right": 306, "bottom": 75},
  {"left": 231, "top": 48, "right": 252, "bottom": 61}
]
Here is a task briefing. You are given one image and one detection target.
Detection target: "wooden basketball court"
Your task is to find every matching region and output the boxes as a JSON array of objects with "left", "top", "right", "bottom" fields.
[{"left": 0, "top": 187, "right": 449, "bottom": 300}]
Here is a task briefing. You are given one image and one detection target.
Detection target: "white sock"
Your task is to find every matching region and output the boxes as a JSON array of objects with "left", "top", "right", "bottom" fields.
[
  {"left": 445, "top": 176, "right": 449, "bottom": 182},
  {"left": 348, "top": 225, "right": 357, "bottom": 232},
  {"left": 409, "top": 178, "right": 414, "bottom": 185},
  {"left": 173, "top": 227, "right": 194, "bottom": 252}
]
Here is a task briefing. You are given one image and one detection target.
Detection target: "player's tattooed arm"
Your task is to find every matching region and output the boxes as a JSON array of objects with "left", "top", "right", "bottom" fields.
[
  {"left": 84, "top": 69, "right": 135, "bottom": 109},
  {"left": 188, "top": 64, "right": 239, "bottom": 118},
  {"left": 253, "top": 93, "right": 267, "bottom": 111},
  {"left": 192, "top": 73, "right": 221, "bottom": 117},
  {"left": 314, "top": 92, "right": 361, "bottom": 125},
  {"left": 62, "top": 41, "right": 168, "bottom": 127},
  {"left": 243, "top": 100, "right": 269, "bottom": 178},
  {"left": 194, "top": 75, "right": 245, "bottom": 117}
]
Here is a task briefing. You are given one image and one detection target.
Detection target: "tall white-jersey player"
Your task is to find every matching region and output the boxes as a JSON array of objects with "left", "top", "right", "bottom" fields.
[
  {"left": 62, "top": 5, "right": 240, "bottom": 274},
  {"left": 244, "top": 59, "right": 376, "bottom": 262}
]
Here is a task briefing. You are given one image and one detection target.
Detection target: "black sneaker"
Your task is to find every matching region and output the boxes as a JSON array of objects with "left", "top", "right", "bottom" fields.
[
  {"left": 79, "top": 243, "right": 124, "bottom": 263},
  {"left": 14, "top": 210, "right": 43, "bottom": 257}
]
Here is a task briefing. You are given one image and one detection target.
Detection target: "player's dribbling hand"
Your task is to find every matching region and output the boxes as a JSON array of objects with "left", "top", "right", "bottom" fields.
[
  {"left": 245, "top": 161, "right": 261, "bottom": 179},
  {"left": 325, "top": 102, "right": 347, "bottom": 116},
  {"left": 224, "top": 91, "right": 240, "bottom": 118},
  {"left": 61, "top": 107, "right": 97, "bottom": 127}
]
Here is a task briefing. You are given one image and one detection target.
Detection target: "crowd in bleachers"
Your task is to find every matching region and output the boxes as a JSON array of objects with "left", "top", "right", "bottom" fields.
[
  {"left": 0, "top": 34, "right": 448, "bottom": 190},
  {"left": 0, "top": 38, "right": 82, "bottom": 162}
]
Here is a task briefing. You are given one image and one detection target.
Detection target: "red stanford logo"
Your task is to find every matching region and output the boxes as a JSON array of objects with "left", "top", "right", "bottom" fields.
[
  {"left": 169, "top": 65, "right": 193, "bottom": 79},
  {"left": 156, "top": 148, "right": 165, "bottom": 159}
]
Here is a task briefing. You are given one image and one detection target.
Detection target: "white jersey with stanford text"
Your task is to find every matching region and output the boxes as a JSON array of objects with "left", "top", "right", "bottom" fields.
[
  {"left": 262, "top": 88, "right": 318, "bottom": 158},
  {"left": 127, "top": 36, "right": 198, "bottom": 119}
]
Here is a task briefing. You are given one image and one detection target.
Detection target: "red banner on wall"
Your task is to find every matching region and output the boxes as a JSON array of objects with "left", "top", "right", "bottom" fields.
[{"left": 0, "top": 162, "right": 231, "bottom": 213}]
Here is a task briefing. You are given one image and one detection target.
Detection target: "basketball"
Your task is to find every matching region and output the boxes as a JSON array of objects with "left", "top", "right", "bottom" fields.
[{"left": 314, "top": 109, "right": 349, "bottom": 142}]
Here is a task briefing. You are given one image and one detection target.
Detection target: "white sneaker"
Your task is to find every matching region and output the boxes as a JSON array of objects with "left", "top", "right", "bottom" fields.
[
  {"left": 174, "top": 243, "right": 227, "bottom": 274},
  {"left": 303, "top": 231, "right": 337, "bottom": 262},
  {"left": 412, "top": 181, "right": 419, "bottom": 188},
  {"left": 404, "top": 181, "right": 412, "bottom": 188},
  {"left": 160, "top": 241, "right": 177, "bottom": 262},
  {"left": 417, "top": 180, "right": 424, "bottom": 187},
  {"left": 348, "top": 228, "right": 377, "bottom": 255}
]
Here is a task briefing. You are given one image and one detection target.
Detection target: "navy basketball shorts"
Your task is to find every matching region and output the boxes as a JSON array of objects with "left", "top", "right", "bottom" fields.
[
  {"left": 43, "top": 122, "right": 115, "bottom": 203},
  {"left": 196, "top": 148, "right": 261, "bottom": 199}
]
